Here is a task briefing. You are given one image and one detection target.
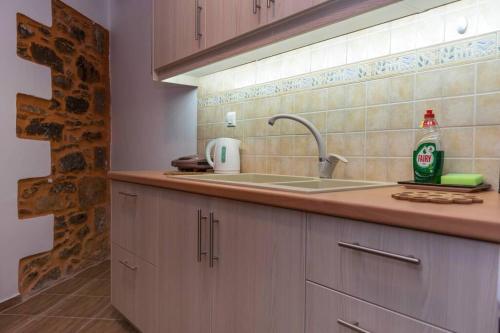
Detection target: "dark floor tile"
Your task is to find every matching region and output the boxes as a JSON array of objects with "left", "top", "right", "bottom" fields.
[
  {"left": 94, "top": 269, "right": 110, "bottom": 280},
  {"left": 16, "top": 316, "right": 89, "bottom": 333},
  {"left": 79, "top": 319, "right": 139, "bottom": 333},
  {"left": 0, "top": 314, "right": 30, "bottom": 332},
  {"left": 95, "top": 305, "right": 124, "bottom": 320},
  {"left": 2, "top": 294, "right": 65, "bottom": 315},
  {"left": 0, "top": 296, "right": 22, "bottom": 313},
  {"left": 43, "top": 278, "right": 91, "bottom": 295},
  {"left": 47, "top": 296, "right": 110, "bottom": 318},
  {"left": 75, "top": 279, "right": 110, "bottom": 297},
  {"left": 76, "top": 260, "right": 110, "bottom": 279}
]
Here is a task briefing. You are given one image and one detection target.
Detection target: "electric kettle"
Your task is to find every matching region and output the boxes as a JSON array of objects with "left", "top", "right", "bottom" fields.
[{"left": 205, "top": 138, "right": 241, "bottom": 174}]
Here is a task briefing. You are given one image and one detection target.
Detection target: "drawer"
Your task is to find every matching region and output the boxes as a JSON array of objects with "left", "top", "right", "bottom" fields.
[
  {"left": 306, "top": 282, "right": 450, "bottom": 333},
  {"left": 306, "top": 214, "right": 499, "bottom": 333},
  {"left": 111, "top": 243, "right": 159, "bottom": 333},
  {"left": 111, "top": 181, "right": 160, "bottom": 265}
]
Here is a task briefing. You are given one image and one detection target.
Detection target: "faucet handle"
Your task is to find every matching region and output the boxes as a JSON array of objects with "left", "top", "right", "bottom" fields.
[{"left": 327, "top": 153, "right": 348, "bottom": 164}]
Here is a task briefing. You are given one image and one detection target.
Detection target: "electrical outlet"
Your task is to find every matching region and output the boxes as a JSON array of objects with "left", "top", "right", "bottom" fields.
[{"left": 225, "top": 111, "right": 236, "bottom": 127}]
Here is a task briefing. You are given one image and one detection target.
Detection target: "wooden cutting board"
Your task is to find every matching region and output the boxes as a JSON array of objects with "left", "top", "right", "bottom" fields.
[{"left": 392, "top": 191, "right": 484, "bottom": 204}]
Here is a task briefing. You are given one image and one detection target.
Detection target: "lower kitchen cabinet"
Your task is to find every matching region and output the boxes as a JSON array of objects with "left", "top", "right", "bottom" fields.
[
  {"left": 158, "top": 189, "right": 306, "bottom": 333},
  {"left": 111, "top": 243, "right": 159, "bottom": 333}
]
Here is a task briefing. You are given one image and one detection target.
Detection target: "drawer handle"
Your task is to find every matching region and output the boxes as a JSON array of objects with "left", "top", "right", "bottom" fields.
[
  {"left": 119, "top": 260, "right": 138, "bottom": 271},
  {"left": 337, "top": 319, "right": 371, "bottom": 333},
  {"left": 209, "top": 212, "right": 219, "bottom": 268},
  {"left": 197, "top": 209, "right": 208, "bottom": 262},
  {"left": 338, "top": 241, "right": 421, "bottom": 265},
  {"left": 118, "top": 191, "right": 137, "bottom": 197},
  {"left": 253, "top": 0, "right": 261, "bottom": 14},
  {"left": 267, "top": 0, "right": 275, "bottom": 8}
]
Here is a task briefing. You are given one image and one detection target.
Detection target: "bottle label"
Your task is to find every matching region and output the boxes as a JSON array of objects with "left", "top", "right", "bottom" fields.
[{"left": 413, "top": 143, "right": 443, "bottom": 183}]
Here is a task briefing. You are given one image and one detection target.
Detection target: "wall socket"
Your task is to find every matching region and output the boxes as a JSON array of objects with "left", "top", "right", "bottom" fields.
[{"left": 225, "top": 111, "right": 236, "bottom": 127}]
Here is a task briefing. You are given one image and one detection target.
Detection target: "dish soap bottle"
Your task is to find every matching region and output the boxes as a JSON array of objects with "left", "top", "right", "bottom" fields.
[{"left": 413, "top": 110, "right": 444, "bottom": 183}]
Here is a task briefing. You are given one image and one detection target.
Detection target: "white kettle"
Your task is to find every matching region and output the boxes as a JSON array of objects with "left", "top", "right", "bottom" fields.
[{"left": 205, "top": 138, "right": 241, "bottom": 174}]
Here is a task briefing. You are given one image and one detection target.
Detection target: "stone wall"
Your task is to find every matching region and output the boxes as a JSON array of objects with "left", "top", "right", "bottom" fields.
[{"left": 15, "top": 0, "right": 110, "bottom": 294}]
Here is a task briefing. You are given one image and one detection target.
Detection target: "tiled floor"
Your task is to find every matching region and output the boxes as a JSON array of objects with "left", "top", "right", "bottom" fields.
[{"left": 0, "top": 260, "right": 139, "bottom": 333}]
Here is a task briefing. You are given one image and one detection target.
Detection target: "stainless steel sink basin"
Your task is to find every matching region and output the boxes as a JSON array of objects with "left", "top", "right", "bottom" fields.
[{"left": 176, "top": 173, "right": 395, "bottom": 193}]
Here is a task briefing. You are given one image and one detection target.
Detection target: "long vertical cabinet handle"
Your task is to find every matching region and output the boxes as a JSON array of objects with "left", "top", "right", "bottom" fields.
[
  {"left": 197, "top": 210, "right": 207, "bottom": 262},
  {"left": 195, "top": 0, "right": 203, "bottom": 40},
  {"left": 253, "top": 0, "right": 261, "bottom": 14},
  {"left": 337, "top": 319, "right": 371, "bottom": 333},
  {"left": 209, "top": 212, "right": 219, "bottom": 268},
  {"left": 267, "top": 0, "right": 275, "bottom": 8}
]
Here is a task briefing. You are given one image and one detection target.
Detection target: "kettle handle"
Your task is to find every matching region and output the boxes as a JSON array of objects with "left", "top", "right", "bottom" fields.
[{"left": 205, "top": 139, "right": 216, "bottom": 167}]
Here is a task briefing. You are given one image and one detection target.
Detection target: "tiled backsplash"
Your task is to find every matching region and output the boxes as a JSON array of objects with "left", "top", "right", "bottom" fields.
[{"left": 197, "top": 32, "right": 500, "bottom": 190}]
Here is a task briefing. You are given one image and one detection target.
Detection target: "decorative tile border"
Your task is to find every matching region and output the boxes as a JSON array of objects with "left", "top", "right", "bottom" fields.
[{"left": 198, "top": 32, "right": 498, "bottom": 108}]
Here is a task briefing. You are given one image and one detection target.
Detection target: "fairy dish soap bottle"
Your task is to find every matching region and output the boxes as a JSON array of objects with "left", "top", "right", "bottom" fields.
[{"left": 413, "top": 109, "right": 444, "bottom": 183}]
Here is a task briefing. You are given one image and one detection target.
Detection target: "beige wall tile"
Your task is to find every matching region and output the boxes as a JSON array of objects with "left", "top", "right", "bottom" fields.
[
  {"left": 365, "top": 158, "right": 388, "bottom": 181},
  {"left": 366, "top": 106, "right": 390, "bottom": 131},
  {"left": 344, "top": 108, "right": 365, "bottom": 132},
  {"left": 240, "top": 101, "right": 255, "bottom": 120},
  {"left": 389, "top": 103, "right": 414, "bottom": 129},
  {"left": 443, "top": 158, "right": 473, "bottom": 174},
  {"left": 343, "top": 157, "right": 364, "bottom": 180},
  {"left": 326, "top": 134, "right": 346, "bottom": 156},
  {"left": 387, "top": 131, "right": 414, "bottom": 157},
  {"left": 255, "top": 96, "right": 281, "bottom": 117},
  {"left": 389, "top": 75, "right": 414, "bottom": 102},
  {"left": 477, "top": 59, "right": 500, "bottom": 93},
  {"left": 310, "top": 89, "right": 330, "bottom": 112},
  {"left": 254, "top": 156, "right": 268, "bottom": 173},
  {"left": 294, "top": 134, "right": 324, "bottom": 156},
  {"left": 292, "top": 157, "right": 317, "bottom": 177},
  {"left": 265, "top": 136, "right": 281, "bottom": 156},
  {"left": 386, "top": 158, "right": 412, "bottom": 182},
  {"left": 415, "top": 70, "right": 443, "bottom": 100},
  {"left": 345, "top": 83, "right": 366, "bottom": 107},
  {"left": 243, "top": 137, "right": 266, "bottom": 155},
  {"left": 440, "top": 127, "right": 474, "bottom": 157},
  {"left": 298, "top": 112, "right": 327, "bottom": 134},
  {"left": 244, "top": 119, "right": 267, "bottom": 137},
  {"left": 366, "top": 79, "right": 389, "bottom": 106},
  {"left": 197, "top": 126, "right": 206, "bottom": 140},
  {"left": 366, "top": 132, "right": 387, "bottom": 157},
  {"left": 414, "top": 99, "right": 442, "bottom": 128},
  {"left": 328, "top": 86, "right": 346, "bottom": 110},
  {"left": 441, "top": 65, "right": 475, "bottom": 97},
  {"left": 474, "top": 158, "right": 500, "bottom": 191},
  {"left": 343, "top": 133, "right": 365, "bottom": 156},
  {"left": 476, "top": 93, "right": 500, "bottom": 125},
  {"left": 475, "top": 126, "right": 500, "bottom": 157},
  {"left": 294, "top": 91, "right": 313, "bottom": 113},
  {"left": 267, "top": 157, "right": 294, "bottom": 175},
  {"left": 281, "top": 94, "right": 297, "bottom": 114},
  {"left": 440, "top": 96, "right": 474, "bottom": 127},
  {"left": 326, "top": 110, "right": 346, "bottom": 133}
]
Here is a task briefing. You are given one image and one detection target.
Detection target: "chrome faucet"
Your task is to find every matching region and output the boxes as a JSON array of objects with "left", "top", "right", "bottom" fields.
[{"left": 268, "top": 114, "right": 347, "bottom": 178}]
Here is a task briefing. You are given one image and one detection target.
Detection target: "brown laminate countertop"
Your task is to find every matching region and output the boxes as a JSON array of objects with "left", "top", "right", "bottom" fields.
[{"left": 109, "top": 171, "right": 500, "bottom": 244}]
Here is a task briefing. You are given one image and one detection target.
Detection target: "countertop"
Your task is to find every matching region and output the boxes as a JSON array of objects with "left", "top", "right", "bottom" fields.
[{"left": 108, "top": 171, "right": 500, "bottom": 244}]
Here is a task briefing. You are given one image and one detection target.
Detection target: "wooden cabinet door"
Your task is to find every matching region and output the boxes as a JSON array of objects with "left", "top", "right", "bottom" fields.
[
  {"left": 158, "top": 190, "right": 212, "bottom": 333},
  {"left": 237, "top": 0, "right": 267, "bottom": 35},
  {"left": 154, "top": 0, "right": 205, "bottom": 68},
  {"left": 205, "top": 0, "right": 238, "bottom": 48},
  {"left": 111, "top": 182, "right": 159, "bottom": 265},
  {"left": 210, "top": 199, "right": 306, "bottom": 333},
  {"left": 134, "top": 256, "right": 159, "bottom": 333},
  {"left": 111, "top": 243, "right": 136, "bottom": 323},
  {"left": 267, "top": 0, "right": 313, "bottom": 23},
  {"left": 111, "top": 182, "right": 137, "bottom": 252}
]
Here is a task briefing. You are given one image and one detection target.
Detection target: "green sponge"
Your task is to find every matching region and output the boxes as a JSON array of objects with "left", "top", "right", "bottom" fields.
[{"left": 441, "top": 173, "right": 484, "bottom": 186}]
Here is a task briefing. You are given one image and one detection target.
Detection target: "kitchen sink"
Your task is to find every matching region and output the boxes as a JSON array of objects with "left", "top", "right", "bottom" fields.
[{"left": 176, "top": 173, "right": 395, "bottom": 193}]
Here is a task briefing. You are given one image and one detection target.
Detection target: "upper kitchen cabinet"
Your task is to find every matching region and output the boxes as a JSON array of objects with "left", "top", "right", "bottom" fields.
[
  {"left": 205, "top": 0, "right": 238, "bottom": 48},
  {"left": 154, "top": 0, "right": 457, "bottom": 81},
  {"left": 154, "top": 0, "right": 206, "bottom": 67},
  {"left": 267, "top": 0, "right": 314, "bottom": 23}
]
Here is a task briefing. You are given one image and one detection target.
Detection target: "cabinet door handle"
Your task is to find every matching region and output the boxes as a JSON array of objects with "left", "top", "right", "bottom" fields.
[
  {"left": 267, "top": 0, "right": 275, "bottom": 8},
  {"left": 118, "top": 191, "right": 137, "bottom": 197},
  {"left": 197, "top": 209, "right": 207, "bottom": 262},
  {"left": 119, "top": 260, "right": 138, "bottom": 271},
  {"left": 338, "top": 241, "right": 421, "bottom": 265},
  {"left": 195, "top": 0, "right": 203, "bottom": 40},
  {"left": 253, "top": 0, "right": 261, "bottom": 14},
  {"left": 337, "top": 319, "right": 371, "bottom": 333},
  {"left": 209, "top": 212, "right": 219, "bottom": 268}
]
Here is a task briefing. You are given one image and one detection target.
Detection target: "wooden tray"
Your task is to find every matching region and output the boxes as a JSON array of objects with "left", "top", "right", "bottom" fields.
[
  {"left": 398, "top": 180, "right": 491, "bottom": 193},
  {"left": 392, "top": 191, "right": 483, "bottom": 204}
]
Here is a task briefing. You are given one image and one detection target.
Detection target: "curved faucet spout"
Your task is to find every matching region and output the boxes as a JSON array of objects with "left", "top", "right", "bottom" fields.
[{"left": 268, "top": 114, "right": 327, "bottom": 160}]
